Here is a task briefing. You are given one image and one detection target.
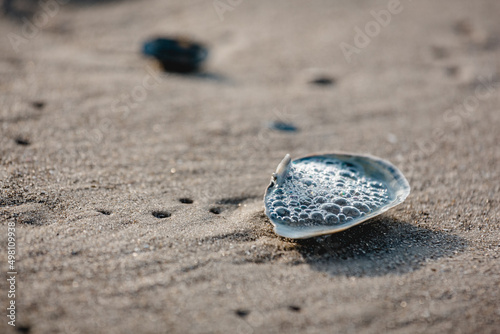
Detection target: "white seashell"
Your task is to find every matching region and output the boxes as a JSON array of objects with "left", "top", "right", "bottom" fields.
[{"left": 264, "top": 153, "right": 410, "bottom": 239}]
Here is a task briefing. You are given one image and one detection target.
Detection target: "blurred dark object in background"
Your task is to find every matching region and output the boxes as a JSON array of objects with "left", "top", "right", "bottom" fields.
[
  {"left": 2, "top": 0, "right": 10, "bottom": 12},
  {"left": 142, "top": 37, "right": 208, "bottom": 73},
  {"left": 268, "top": 120, "right": 299, "bottom": 132},
  {"left": 309, "top": 76, "right": 336, "bottom": 86}
]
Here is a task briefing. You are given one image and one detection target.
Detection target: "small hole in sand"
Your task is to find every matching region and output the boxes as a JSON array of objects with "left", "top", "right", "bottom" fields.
[
  {"left": 32, "top": 101, "right": 45, "bottom": 109},
  {"left": 16, "top": 325, "right": 31, "bottom": 333},
  {"left": 14, "top": 137, "right": 30, "bottom": 146},
  {"left": 310, "top": 76, "right": 335, "bottom": 86},
  {"left": 209, "top": 207, "right": 222, "bottom": 214},
  {"left": 288, "top": 305, "right": 301, "bottom": 312},
  {"left": 235, "top": 309, "right": 249, "bottom": 318},
  {"left": 97, "top": 209, "right": 112, "bottom": 215},
  {"left": 179, "top": 198, "right": 194, "bottom": 204},
  {"left": 152, "top": 211, "right": 171, "bottom": 219}
]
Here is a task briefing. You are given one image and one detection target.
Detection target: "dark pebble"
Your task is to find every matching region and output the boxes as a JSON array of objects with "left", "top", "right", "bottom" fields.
[
  {"left": 142, "top": 37, "right": 208, "bottom": 73},
  {"left": 268, "top": 121, "right": 298, "bottom": 132}
]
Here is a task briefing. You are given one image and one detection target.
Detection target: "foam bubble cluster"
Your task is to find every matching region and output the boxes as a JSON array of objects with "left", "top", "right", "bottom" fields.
[{"left": 265, "top": 156, "right": 393, "bottom": 228}]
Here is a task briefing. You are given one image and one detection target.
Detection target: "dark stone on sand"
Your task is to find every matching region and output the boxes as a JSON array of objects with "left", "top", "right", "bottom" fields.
[
  {"left": 268, "top": 121, "right": 299, "bottom": 132},
  {"left": 142, "top": 37, "right": 208, "bottom": 73}
]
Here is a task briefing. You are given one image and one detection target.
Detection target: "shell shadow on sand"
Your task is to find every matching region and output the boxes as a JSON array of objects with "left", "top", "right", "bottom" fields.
[
  {"left": 291, "top": 216, "right": 466, "bottom": 277},
  {"left": 213, "top": 207, "right": 466, "bottom": 278}
]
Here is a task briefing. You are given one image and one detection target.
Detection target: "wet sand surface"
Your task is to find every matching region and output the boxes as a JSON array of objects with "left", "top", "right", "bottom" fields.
[{"left": 0, "top": 1, "right": 499, "bottom": 333}]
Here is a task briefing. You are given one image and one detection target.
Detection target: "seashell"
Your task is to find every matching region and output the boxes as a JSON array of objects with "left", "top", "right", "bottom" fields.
[{"left": 264, "top": 153, "right": 410, "bottom": 239}]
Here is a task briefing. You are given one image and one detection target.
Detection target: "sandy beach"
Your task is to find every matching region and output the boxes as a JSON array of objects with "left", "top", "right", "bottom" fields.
[{"left": 1, "top": 0, "right": 499, "bottom": 333}]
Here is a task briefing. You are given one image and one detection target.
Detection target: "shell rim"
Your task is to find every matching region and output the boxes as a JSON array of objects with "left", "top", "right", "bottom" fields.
[{"left": 264, "top": 152, "right": 411, "bottom": 239}]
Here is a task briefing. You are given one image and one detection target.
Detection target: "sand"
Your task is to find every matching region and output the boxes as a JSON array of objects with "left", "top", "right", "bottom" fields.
[{"left": 1, "top": 0, "right": 499, "bottom": 333}]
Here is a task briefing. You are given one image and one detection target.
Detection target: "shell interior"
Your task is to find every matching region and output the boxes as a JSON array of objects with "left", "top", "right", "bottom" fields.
[{"left": 264, "top": 154, "right": 410, "bottom": 239}]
